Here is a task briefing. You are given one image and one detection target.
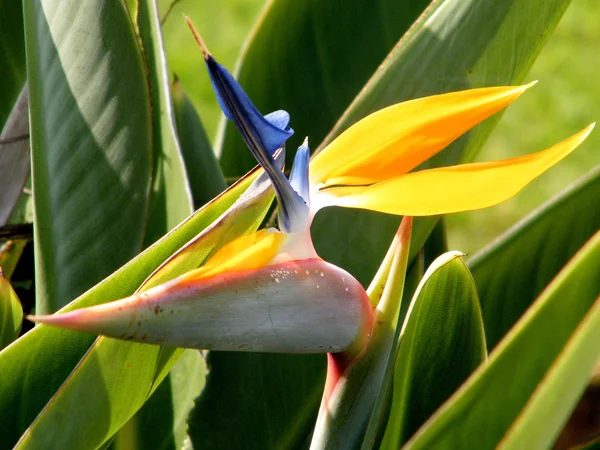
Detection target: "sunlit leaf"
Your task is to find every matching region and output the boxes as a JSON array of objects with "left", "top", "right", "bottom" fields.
[
  {"left": 24, "top": 0, "right": 152, "bottom": 314},
  {"left": 404, "top": 231, "right": 600, "bottom": 449},
  {"left": 381, "top": 253, "right": 486, "bottom": 449}
]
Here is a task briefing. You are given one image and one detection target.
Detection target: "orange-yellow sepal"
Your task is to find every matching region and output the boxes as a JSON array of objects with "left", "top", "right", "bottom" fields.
[
  {"left": 183, "top": 228, "right": 288, "bottom": 280},
  {"left": 310, "top": 83, "right": 535, "bottom": 188},
  {"left": 324, "top": 124, "right": 594, "bottom": 216}
]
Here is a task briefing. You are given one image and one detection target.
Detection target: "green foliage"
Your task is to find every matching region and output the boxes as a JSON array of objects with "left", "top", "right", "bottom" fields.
[
  {"left": 0, "top": 270, "right": 22, "bottom": 350},
  {"left": 0, "top": 0, "right": 598, "bottom": 449},
  {"left": 24, "top": 0, "right": 153, "bottom": 314},
  {"left": 381, "top": 253, "right": 487, "bottom": 449},
  {"left": 404, "top": 231, "right": 600, "bottom": 449},
  {"left": 470, "top": 164, "right": 600, "bottom": 349}
]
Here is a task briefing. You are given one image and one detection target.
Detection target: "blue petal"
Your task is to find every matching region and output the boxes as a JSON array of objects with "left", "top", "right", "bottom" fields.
[
  {"left": 206, "top": 57, "right": 293, "bottom": 157},
  {"left": 205, "top": 55, "right": 307, "bottom": 233},
  {"left": 289, "top": 140, "right": 311, "bottom": 207}
]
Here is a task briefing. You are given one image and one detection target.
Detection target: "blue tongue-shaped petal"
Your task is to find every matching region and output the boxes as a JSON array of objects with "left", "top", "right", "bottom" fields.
[
  {"left": 289, "top": 139, "right": 311, "bottom": 207},
  {"left": 207, "top": 58, "right": 293, "bottom": 157},
  {"left": 187, "top": 21, "right": 309, "bottom": 234}
]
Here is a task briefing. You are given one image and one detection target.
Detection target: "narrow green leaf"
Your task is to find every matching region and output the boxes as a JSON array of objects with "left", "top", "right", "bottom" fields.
[
  {"left": 103, "top": 350, "right": 206, "bottom": 450},
  {"left": 381, "top": 253, "right": 486, "bottom": 449},
  {"left": 218, "top": 0, "right": 430, "bottom": 176},
  {"left": 0, "top": 0, "right": 26, "bottom": 127},
  {"left": 137, "top": 0, "right": 194, "bottom": 246},
  {"left": 0, "top": 86, "right": 30, "bottom": 225},
  {"left": 404, "top": 230, "right": 600, "bottom": 449},
  {"left": 0, "top": 166, "right": 258, "bottom": 449},
  {"left": 128, "top": 349, "right": 206, "bottom": 450},
  {"left": 469, "top": 164, "right": 600, "bottom": 349},
  {"left": 312, "top": 0, "right": 573, "bottom": 286},
  {"left": 0, "top": 269, "right": 22, "bottom": 349},
  {"left": 24, "top": 0, "right": 152, "bottom": 313},
  {"left": 172, "top": 77, "right": 226, "bottom": 208},
  {"left": 498, "top": 296, "right": 600, "bottom": 450}
]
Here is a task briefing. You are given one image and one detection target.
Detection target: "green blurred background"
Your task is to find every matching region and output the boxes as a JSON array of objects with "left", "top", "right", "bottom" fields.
[{"left": 158, "top": 0, "right": 600, "bottom": 254}]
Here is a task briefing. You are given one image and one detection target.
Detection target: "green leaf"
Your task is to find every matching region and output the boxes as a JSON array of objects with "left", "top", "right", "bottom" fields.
[
  {"left": 0, "top": 167, "right": 259, "bottom": 449},
  {"left": 0, "top": 0, "right": 26, "bottom": 128},
  {"left": 0, "top": 240, "right": 28, "bottom": 280},
  {"left": 498, "top": 296, "right": 600, "bottom": 450},
  {"left": 469, "top": 164, "right": 600, "bottom": 350},
  {"left": 137, "top": 0, "right": 193, "bottom": 246},
  {"left": 218, "top": 0, "right": 430, "bottom": 177},
  {"left": 381, "top": 253, "right": 486, "bottom": 449},
  {"left": 404, "top": 230, "right": 600, "bottom": 449},
  {"left": 0, "top": 86, "right": 30, "bottom": 225},
  {"left": 312, "top": 0, "right": 573, "bottom": 286},
  {"left": 0, "top": 269, "right": 22, "bottom": 350},
  {"left": 172, "top": 77, "right": 226, "bottom": 208},
  {"left": 24, "top": 0, "right": 152, "bottom": 314},
  {"left": 110, "top": 349, "right": 206, "bottom": 450}
]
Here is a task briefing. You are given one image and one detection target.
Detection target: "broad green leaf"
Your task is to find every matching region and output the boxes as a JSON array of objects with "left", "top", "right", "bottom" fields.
[
  {"left": 0, "top": 86, "right": 30, "bottom": 225},
  {"left": 469, "top": 164, "right": 600, "bottom": 349},
  {"left": 0, "top": 269, "right": 22, "bottom": 349},
  {"left": 172, "top": 77, "right": 226, "bottom": 208},
  {"left": 381, "top": 253, "right": 486, "bottom": 449},
  {"left": 137, "top": 0, "right": 193, "bottom": 246},
  {"left": 0, "top": 0, "right": 26, "bottom": 127},
  {"left": 312, "top": 0, "right": 573, "bottom": 286},
  {"left": 108, "top": 349, "right": 206, "bottom": 450},
  {"left": 218, "top": 0, "right": 430, "bottom": 176},
  {"left": 311, "top": 218, "right": 412, "bottom": 450},
  {"left": 0, "top": 167, "right": 258, "bottom": 449},
  {"left": 404, "top": 230, "right": 600, "bottom": 449},
  {"left": 16, "top": 169, "right": 274, "bottom": 450},
  {"left": 24, "top": 0, "right": 152, "bottom": 314},
  {"left": 498, "top": 296, "right": 600, "bottom": 450}
]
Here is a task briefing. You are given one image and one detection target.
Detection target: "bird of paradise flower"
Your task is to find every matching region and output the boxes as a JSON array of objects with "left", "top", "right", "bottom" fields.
[{"left": 30, "top": 19, "right": 594, "bottom": 366}]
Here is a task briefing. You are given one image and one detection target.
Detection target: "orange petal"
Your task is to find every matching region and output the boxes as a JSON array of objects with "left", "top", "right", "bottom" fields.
[
  {"left": 310, "top": 84, "right": 535, "bottom": 188},
  {"left": 182, "top": 228, "right": 289, "bottom": 281},
  {"left": 325, "top": 124, "right": 594, "bottom": 215}
]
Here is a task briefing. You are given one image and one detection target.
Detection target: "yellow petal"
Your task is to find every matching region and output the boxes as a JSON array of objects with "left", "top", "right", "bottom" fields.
[
  {"left": 310, "top": 83, "right": 536, "bottom": 188},
  {"left": 181, "top": 228, "right": 288, "bottom": 280},
  {"left": 325, "top": 124, "right": 594, "bottom": 216}
]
